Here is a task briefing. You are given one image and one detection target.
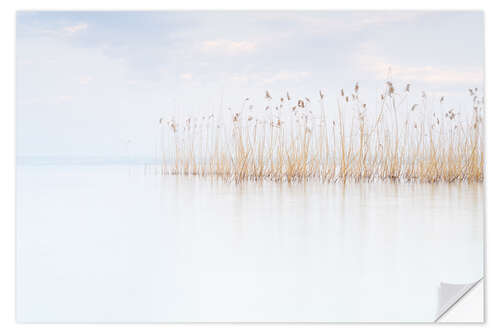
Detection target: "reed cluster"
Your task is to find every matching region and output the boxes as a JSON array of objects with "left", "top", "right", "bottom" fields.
[{"left": 157, "top": 82, "right": 484, "bottom": 184}]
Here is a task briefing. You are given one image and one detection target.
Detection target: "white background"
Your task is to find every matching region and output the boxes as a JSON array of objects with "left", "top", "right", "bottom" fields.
[{"left": 1, "top": 0, "right": 497, "bottom": 332}]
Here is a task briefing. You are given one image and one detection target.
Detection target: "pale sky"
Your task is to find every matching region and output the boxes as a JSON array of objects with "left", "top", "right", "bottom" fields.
[{"left": 16, "top": 11, "right": 484, "bottom": 160}]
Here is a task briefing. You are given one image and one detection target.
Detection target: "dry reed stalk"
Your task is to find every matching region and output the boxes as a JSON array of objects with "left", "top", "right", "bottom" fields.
[{"left": 157, "top": 82, "right": 484, "bottom": 184}]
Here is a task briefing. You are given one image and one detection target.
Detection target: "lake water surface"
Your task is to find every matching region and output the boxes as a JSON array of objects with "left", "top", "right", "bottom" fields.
[{"left": 16, "top": 165, "right": 484, "bottom": 322}]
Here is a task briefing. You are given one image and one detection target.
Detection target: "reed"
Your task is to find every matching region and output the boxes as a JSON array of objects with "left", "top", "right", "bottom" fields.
[{"left": 157, "top": 82, "right": 484, "bottom": 184}]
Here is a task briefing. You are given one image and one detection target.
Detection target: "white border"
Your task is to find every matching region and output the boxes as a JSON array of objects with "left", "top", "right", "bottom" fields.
[{"left": 2, "top": 1, "right": 498, "bottom": 332}]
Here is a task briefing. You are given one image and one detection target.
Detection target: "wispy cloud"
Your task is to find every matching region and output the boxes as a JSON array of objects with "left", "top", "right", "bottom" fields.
[
  {"left": 179, "top": 73, "right": 193, "bottom": 80},
  {"left": 231, "top": 71, "right": 311, "bottom": 85},
  {"left": 353, "top": 12, "right": 422, "bottom": 28},
  {"left": 267, "top": 12, "right": 421, "bottom": 35},
  {"left": 63, "top": 23, "right": 88, "bottom": 34},
  {"left": 201, "top": 39, "right": 257, "bottom": 55},
  {"left": 358, "top": 54, "right": 483, "bottom": 85},
  {"left": 79, "top": 75, "right": 92, "bottom": 84},
  {"left": 261, "top": 71, "right": 311, "bottom": 84},
  {"left": 55, "top": 95, "right": 73, "bottom": 103}
]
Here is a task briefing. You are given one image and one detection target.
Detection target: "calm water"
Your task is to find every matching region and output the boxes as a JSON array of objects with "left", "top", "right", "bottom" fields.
[{"left": 16, "top": 165, "right": 484, "bottom": 322}]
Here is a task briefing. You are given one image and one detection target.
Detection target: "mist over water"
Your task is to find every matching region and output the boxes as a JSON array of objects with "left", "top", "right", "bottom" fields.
[{"left": 16, "top": 165, "right": 483, "bottom": 322}]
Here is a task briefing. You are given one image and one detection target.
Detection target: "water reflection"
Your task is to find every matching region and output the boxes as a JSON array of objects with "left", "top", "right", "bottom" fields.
[
  {"left": 149, "top": 173, "right": 483, "bottom": 321},
  {"left": 16, "top": 165, "right": 484, "bottom": 322}
]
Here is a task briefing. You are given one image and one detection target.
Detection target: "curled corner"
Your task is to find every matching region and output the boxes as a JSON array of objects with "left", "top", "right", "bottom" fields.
[{"left": 435, "top": 278, "right": 483, "bottom": 322}]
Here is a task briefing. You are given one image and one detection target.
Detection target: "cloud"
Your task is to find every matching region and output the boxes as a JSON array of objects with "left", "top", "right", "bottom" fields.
[
  {"left": 180, "top": 73, "right": 193, "bottom": 80},
  {"left": 261, "top": 71, "right": 311, "bottom": 84},
  {"left": 54, "top": 95, "right": 73, "bottom": 103},
  {"left": 265, "top": 12, "right": 421, "bottom": 35},
  {"left": 354, "top": 12, "right": 422, "bottom": 28},
  {"left": 201, "top": 39, "right": 256, "bottom": 55},
  {"left": 230, "top": 71, "right": 311, "bottom": 85},
  {"left": 79, "top": 76, "right": 92, "bottom": 84},
  {"left": 358, "top": 54, "right": 483, "bottom": 85},
  {"left": 63, "top": 23, "right": 88, "bottom": 34}
]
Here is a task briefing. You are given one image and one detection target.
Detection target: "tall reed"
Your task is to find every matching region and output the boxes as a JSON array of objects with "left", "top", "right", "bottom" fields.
[{"left": 157, "top": 82, "right": 484, "bottom": 184}]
